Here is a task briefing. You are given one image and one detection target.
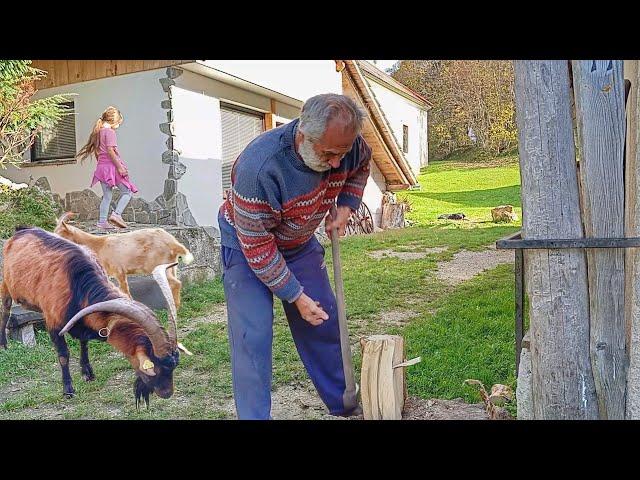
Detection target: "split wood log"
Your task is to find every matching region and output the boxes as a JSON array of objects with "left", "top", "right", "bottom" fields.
[{"left": 360, "top": 335, "right": 420, "bottom": 420}]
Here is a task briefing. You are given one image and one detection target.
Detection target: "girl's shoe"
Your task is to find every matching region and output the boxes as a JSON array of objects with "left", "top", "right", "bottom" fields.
[
  {"left": 96, "top": 221, "right": 115, "bottom": 230},
  {"left": 109, "top": 213, "right": 128, "bottom": 228}
]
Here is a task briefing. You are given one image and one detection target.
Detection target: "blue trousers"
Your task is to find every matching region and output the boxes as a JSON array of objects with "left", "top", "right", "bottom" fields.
[{"left": 222, "top": 237, "right": 357, "bottom": 419}]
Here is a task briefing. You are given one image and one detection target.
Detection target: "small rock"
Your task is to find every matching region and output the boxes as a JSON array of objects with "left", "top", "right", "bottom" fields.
[{"left": 491, "top": 205, "right": 518, "bottom": 223}]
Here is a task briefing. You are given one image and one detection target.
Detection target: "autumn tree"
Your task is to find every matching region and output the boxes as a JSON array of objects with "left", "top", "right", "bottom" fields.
[{"left": 391, "top": 60, "right": 517, "bottom": 159}]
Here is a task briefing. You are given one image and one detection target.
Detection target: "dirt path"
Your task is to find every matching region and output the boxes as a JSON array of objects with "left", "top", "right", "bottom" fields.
[
  {"left": 436, "top": 244, "right": 513, "bottom": 285},
  {"left": 218, "top": 379, "right": 488, "bottom": 420}
]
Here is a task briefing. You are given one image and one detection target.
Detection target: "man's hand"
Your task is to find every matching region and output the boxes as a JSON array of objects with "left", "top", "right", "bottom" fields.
[
  {"left": 325, "top": 205, "right": 352, "bottom": 238},
  {"left": 294, "top": 292, "right": 329, "bottom": 326}
]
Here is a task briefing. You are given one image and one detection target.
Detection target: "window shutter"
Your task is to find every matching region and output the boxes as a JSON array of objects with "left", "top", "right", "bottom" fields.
[
  {"left": 221, "top": 106, "right": 264, "bottom": 191},
  {"left": 32, "top": 102, "right": 76, "bottom": 161}
]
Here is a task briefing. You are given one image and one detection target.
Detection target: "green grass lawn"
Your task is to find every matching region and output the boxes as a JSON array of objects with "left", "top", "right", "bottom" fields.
[
  {"left": 400, "top": 148, "right": 521, "bottom": 225},
  {"left": 0, "top": 148, "right": 523, "bottom": 418}
]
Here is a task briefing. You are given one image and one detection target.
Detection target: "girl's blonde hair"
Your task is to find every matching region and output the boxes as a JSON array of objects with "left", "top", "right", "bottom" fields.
[{"left": 76, "top": 106, "right": 123, "bottom": 163}]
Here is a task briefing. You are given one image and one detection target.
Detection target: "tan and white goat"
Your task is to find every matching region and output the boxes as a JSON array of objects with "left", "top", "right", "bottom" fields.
[{"left": 54, "top": 212, "right": 194, "bottom": 309}]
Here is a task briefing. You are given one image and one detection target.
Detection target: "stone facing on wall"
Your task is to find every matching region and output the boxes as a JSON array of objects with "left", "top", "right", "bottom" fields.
[{"left": 158, "top": 66, "right": 197, "bottom": 227}]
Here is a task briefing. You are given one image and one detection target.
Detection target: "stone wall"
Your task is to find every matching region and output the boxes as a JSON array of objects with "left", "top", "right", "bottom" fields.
[{"left": 163, "top": 225, "right": 222, "bottom": 284}]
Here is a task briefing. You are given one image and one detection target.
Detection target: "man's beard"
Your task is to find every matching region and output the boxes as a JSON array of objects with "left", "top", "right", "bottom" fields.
[{"left": 298, "top": 137, "right": 331, "bottom": 172}]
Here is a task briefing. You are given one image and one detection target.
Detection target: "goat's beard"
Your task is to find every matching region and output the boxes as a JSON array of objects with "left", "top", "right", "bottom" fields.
[
  {"left": 298, "top": 137, "right": 331, "bottom": 172},
  {"left": 134, "top": 376, "right": 152, "bottom": 410}
]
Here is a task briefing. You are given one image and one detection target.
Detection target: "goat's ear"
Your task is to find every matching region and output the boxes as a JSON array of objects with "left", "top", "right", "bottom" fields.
[
  {"left": 135, "top": 352, "right": 156, "bottom": 376},
  {"left": 58, "top": 212, "right": 76, "bottom": 228}
]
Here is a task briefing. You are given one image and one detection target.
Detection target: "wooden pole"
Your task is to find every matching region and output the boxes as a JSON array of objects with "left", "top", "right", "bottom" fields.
[
  {"left": 572, "top": 60, "right": 627, "bottom": 419},
  {"left": 514, "top": 60, "right": 598, "bottom": 419}
]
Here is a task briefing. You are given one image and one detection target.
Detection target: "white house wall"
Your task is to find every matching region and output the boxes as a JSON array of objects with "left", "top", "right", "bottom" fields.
[
  {"left": 367, "top": 79, "right": 427, "bottom": 177},
  {"left": 176, "top": 70, "right": 301, "bottom": 120},
  {"left": 6, "top": 69, "right": 168, "bottom": 204},
  {"left": 362, "top": 162, "right": 386, "bottom": 227},
  {"left": 200, "top": 61, "right": 342, "bottom": 103},
  {"left": 170, "top": 85, "right": 223, "bottom": 227}
]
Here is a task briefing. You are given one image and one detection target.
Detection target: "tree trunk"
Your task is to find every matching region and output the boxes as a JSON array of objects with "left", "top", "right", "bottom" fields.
[{"left": 514, "top": 60, "right": 598, "bottom": 419}]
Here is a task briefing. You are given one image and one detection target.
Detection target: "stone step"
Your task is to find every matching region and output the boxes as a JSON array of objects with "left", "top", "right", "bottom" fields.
[
  {"left": 8, "top": 304, "right": 44, "bottom": 329},
  {"left": 7, "top": 305, "right": 45, "bottom": 347}
]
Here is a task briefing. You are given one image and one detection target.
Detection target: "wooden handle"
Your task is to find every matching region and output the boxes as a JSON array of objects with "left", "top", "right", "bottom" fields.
[{"left": 329, "top": 205, "right": 358, "bottom": 409}]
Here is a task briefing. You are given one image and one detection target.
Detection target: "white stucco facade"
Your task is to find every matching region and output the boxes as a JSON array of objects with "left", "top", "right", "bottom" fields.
[
  {"left": 367, "top": 78, "right": 429, "bottom": 176},
  {"left": 170, "top": 85, "right": 223, "bottom": 228},
  {"left": 362, "top": 162, "right": 387, "bottom": 226},
  {"left": 199, "top": 60, "right": 342, "bottom": 103},
  {"left": 7, "top": 69, "right": 168, "bottom": 204}
]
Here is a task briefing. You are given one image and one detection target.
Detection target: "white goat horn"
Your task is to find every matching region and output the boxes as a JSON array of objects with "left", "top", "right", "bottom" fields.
[{"left": 151, "top": 262, "right": 179, "bottom": 347}]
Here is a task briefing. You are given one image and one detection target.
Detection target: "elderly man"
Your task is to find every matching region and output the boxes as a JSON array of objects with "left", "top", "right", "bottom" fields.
[{"left": 218, "top": 93, "right": 372, "bottom": 420}]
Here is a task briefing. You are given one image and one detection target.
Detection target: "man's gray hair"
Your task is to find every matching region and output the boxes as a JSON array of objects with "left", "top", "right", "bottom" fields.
[{"left": 299, "top": 94, "right": 367, "bottom": 140}]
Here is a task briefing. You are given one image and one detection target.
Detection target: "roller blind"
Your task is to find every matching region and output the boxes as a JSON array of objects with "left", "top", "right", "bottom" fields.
[
  {"left": 221, "top": 105, "right": 264, "bottom": 191},
  {"left": 32, "top": 101, "right": 76, "bottom": 161}
]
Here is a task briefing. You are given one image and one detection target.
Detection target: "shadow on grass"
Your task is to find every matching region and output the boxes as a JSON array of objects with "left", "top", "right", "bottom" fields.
[{"left": 410, "top": 185, "right": 521, "bottom": 209}]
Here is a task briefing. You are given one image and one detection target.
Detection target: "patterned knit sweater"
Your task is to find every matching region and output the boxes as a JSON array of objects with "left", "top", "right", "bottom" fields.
[{"left": 219, "top": 118, "right": 372, "bottom": 303}]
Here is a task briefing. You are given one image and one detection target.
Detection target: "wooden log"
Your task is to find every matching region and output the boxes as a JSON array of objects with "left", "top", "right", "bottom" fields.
[
  {"left": 572, "top": 60, "right": 627, "bottom": 419},
  {"left": 380, "top": 192, "right": 408, "bottom": 229},
  {"left": 360, "top": 335, "right": 406, "bottom": 420},
  {"left": 514, "top": 60, "right": 598, "bottom": 419}
]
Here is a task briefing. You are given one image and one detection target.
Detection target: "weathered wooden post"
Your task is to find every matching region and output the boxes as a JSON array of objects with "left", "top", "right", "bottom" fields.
[
  {"left": 514, "top": 60, "right": 599, "bottom": 418},
  {"left": 572, "top": 60, "right": 627, "bottom": 419},
  {"left": 625, "top": 61, "right": 640, "bottom": 418}
]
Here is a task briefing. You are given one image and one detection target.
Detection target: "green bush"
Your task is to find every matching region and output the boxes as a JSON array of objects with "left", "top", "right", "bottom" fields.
[{"left": 0, "top": 184, "right": 59, "bottom": 239}]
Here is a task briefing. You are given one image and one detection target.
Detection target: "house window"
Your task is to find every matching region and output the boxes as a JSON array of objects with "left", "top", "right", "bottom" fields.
[
  {"left": 220, "top": 104, "right": 265, "bottom": 193},
  {"left": 402, "top": 124, "right": 409, "bottom": 154},
  {"left": 31, "top": 101, "right": 76, "bottom": 162}
]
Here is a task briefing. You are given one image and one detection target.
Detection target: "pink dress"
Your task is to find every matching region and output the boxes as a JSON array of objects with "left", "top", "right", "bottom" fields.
[{"left": 90, "top": 127, "right": 139, "bottom": 193}]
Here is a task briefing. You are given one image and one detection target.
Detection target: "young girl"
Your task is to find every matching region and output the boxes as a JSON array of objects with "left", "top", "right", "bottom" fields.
[{"left": 76, "top": 106, "right": 138, "bottom": 230}]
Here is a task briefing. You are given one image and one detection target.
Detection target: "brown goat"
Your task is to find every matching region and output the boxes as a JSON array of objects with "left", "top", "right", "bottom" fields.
[
  {"left": 54, "top": 213, "right": 193, "bottom": 309},
  {"left": 0, "top": 226, "right": 191, "bottom": 408}
]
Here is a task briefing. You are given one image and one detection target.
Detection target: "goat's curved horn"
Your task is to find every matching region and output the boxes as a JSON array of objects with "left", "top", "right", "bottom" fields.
[
  {"left": 151, "top": 263, "right": 179, "bottom": 347},
  {"left": 59, "top": 298, "right": 173, "bottom": 358}
]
